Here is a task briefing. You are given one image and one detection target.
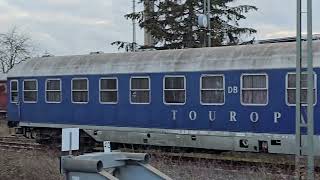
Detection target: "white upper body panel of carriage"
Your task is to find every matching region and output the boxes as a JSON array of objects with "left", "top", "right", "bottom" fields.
[{"left": 7, "top": 41, "right": 320, "bottom": 78}]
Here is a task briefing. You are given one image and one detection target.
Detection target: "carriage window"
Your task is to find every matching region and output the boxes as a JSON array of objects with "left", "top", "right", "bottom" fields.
[
  {"left": 46, "top": 79, "right": 61, "bottom": 103},
  {"left": 201, "top": 75, "right": 225, "bottom": 104},
  {"left": 164, "top": 76, "right": 186, "bottom": 104},
  {"left": 10, "top": 80, "right": 18, "bottom": 103},
  {"left": 286, "top": 73, "right": 316, "bottom": 105},
  {"left": 23, "top": 80, "right": 37, "bottom": 103},
  {"left": 72, "top": 78, "right": 88, "bottom": 103},
  {"left": 130, "top": 77, "right": 150, "bottom": 104},
  {"left": 241, "top": 74, "right": 268, "bottom": 105},
  {"left": 100, "top": 78, "right": 118, "bottom": 103}
]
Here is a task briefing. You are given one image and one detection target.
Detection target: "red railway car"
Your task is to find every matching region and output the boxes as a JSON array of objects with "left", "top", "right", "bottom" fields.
[{"left": 0, "top": 73, "right": 7, "bottom": 116}]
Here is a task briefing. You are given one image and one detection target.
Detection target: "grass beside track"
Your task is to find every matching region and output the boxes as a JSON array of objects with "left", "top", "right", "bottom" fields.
[
  {"left": 0, "top": 119, "right": 9, "bottom": 137},
  {"left": 0, "top": 149, "right": 63, "bottom": 180},
  {"left": 0, "top": 120, "right": 318, "bottom": 180},
  {"left": 0, "top": 148, "right": 299, "bottom": 180}
]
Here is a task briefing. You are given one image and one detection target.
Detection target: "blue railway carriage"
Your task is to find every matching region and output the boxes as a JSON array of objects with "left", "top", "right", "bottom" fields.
[{"left": 6, "top": 41, "right": 320, "bottom": 155}]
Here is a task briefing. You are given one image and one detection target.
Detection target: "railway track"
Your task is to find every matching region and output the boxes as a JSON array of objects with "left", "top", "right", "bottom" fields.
[
  {"left": 119, "top": 148, "right": 320, "bottom": 167},
  {"left": 1, "top": 134, "right": 319, "bottom": 171},
  {"left": 118, "top": 148, "right": 320, "bottom": 178},
  {"left": 0, "top": 136, "right": 44, "bottom": 151},
  {"left": 0, "top": 134, "right": 319, "bottom": 178}
]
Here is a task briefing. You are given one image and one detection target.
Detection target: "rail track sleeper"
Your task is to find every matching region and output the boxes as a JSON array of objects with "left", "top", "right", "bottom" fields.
[
  {"left": 0, "top": 140, "right": 40, "bottom": 146},
  {"left": 0, "top": 143, "right": 43, "bottom": 151},
  {"left": 0, "top": 137, "right": 36, "bottom": 143},
  {"left": 120, "top": 148, "right": 320, "bottom": 170}
]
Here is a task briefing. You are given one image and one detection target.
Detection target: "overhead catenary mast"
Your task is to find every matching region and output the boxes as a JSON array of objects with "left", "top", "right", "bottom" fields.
[
  {"left": 144, "top": 0, "right": 155, "bottom": 47},
  {"left": 295, "top": 0, "right": 314, "bottom": 179},
  {"left": 206, "top": 0, "right": 211, "bottom": 47},
  {"left": 201, "top": 0, "right": 211, "bottom": 47},
  {"left": 132, "top": 0, "right": 136, "bottom": 52}
]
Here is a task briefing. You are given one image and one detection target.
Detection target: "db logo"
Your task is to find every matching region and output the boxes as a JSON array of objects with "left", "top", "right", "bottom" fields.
[{"left": 227, "top": 86, "right": 238, "bottom": 94}]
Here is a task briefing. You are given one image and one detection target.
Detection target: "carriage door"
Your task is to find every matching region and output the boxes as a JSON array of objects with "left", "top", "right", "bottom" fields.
[{"left": 10, "top": 80, "right": 20, "bottom": 121}]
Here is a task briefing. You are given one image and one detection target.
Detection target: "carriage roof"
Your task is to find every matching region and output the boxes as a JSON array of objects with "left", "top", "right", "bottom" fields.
[{"left": 7, "top": 41, "right": 320, "bottom": 78}]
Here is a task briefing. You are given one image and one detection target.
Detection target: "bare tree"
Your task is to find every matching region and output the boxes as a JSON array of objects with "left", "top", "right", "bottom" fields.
[{"left": 0, "top": 27, "right": 32, "bottom": 73}]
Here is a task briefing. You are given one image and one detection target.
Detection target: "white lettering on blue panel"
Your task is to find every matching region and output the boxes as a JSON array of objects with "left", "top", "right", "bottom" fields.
[
  {"left": 227, "top": 86, "right": 238, "bottom": 94},
  {"left": 169, "top": 110, "right": 284, "bottom": 125},
  {"left": 250, "top": 112, "right": 259, "bottom": 123},
  {"left": 171, "top": 110, "right": 178, "bottom": 120},
  {"left": 274, "top": 112, "right": 281, "bottom": 123},
  {"left": 209, "top": 111, "right": 216, "bottom": 121},
  {"left": 189, "top": 111, "right": 197, "bottom": 121},
  {"left": 229, "top": 111, "right": 237, "bottom": 122}
]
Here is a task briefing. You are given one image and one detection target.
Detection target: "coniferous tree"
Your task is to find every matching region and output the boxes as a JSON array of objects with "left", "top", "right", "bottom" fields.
[{"left": 114, "top": 0, "right": 257, "bottom": 50}]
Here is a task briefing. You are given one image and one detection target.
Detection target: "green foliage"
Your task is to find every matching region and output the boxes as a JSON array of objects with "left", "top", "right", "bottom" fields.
[
  {"left": 113, "top": 0, "right": 257, "bottom": 50},
  {"left": 111, "top": 41, "right": 140, "bottom": 52}
]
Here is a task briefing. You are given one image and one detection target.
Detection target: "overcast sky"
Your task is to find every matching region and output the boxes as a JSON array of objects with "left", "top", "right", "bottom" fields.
[{"left": 0, "top": 0, "right": 319, "bottom": 56}]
